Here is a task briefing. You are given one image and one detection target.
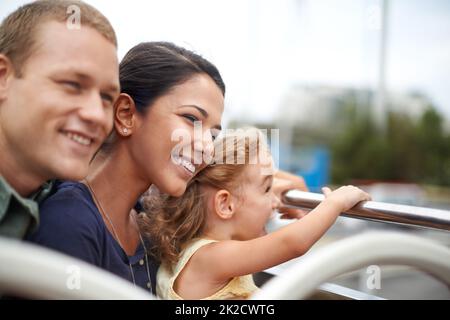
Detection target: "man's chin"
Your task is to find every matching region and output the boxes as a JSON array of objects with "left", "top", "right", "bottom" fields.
[{"left": 52, "top": 162, "right": 89, "bottom": 182}]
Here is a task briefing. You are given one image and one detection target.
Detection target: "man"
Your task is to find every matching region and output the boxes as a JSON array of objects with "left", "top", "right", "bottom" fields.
[{"left": 0, "top": 0, "right": 120, "bottom": 239}]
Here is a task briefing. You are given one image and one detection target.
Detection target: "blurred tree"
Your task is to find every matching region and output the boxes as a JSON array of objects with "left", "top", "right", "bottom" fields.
[
  {"left": 414, "top": 107, "right": 450, "bottom": 185},
  {"left": 331, "top": 103, "right": 390, "bottom": 183},
  {"left": 228, "top": 99, "right": 449, "bottom": 187},
  {"left": 330, "top": 103, "right": 450, "bottom": 186}
]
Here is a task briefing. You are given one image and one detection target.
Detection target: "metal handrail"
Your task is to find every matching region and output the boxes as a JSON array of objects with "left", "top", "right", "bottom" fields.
[
  {"left": 253, "top": 232, "right": 450, "bottom": 300},
  {"left": 282, "top": 190, "right": 450, "bottom": 232}
]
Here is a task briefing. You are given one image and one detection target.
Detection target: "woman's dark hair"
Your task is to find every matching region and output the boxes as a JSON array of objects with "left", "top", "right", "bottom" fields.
[
  {"left": 120, "top": 41, "right": 225, "bottom": 113},
  {"left": 98, "top": 41, "right": 225, "bottom": 154}
]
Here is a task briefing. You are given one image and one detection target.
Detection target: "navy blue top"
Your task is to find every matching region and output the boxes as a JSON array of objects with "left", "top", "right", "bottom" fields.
[{"left": 26, "top": 181, "right": 158, "bottom": 294}]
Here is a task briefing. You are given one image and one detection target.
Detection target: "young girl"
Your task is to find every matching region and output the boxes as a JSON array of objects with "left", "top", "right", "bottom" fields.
[{"left": 140, "top": 129, "right": 371, "bottom": 300}]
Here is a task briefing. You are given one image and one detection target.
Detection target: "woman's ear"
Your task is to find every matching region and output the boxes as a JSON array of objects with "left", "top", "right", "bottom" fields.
[
  {"left": 213, "top": 190, "right": 235, "bottom": 220},
  {"left": 114, "top": 93, "right": 138, "bottom": 137}
]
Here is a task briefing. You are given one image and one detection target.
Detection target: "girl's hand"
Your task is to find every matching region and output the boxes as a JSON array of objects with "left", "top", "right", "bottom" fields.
[
  {"left": 322, "top": 185, "right": 371, "bottom": 212},
  {"left": 273, "top": 170, "right": 309, "bottom": 219}
]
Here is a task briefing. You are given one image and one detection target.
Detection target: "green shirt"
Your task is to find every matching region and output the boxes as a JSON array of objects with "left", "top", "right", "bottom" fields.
[{"left": 0, "top": 176, "right": 53, "bottom": 239}]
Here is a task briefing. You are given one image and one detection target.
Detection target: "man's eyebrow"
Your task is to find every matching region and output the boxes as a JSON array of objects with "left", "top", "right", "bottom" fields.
[
  {"left": 181, "top": 104, "right": 222, "bottom": 130},
  {"left": 57, "top": 70, "right": 120, "bottom": 94},
  {"left": 104, "top": 83, "right": 120, "bottom": 95},
  {"left": 66, "top": 71, "right": 92, "bottom": 82}
]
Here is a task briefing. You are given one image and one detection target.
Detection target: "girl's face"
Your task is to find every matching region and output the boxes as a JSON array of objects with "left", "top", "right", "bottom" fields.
[
  {"left": 129, "top": 74, "right": 224, "bottom": 196},
  {"left": 232, "top": 163, "right": 280, "bottom": 240}
]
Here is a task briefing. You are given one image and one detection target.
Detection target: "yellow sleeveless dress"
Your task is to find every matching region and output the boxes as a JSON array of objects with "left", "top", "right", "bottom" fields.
[{"left": 156, "top": 238, "right": 259, "bottom": 300}]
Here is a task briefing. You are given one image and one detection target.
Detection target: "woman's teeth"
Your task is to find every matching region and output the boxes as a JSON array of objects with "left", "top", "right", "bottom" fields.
[
  {"left": 174, "top": 156, "right": 195, "bottom": 174},
  {"left": 64, "top": 132, "right": 92, "bottom": 146},
  {"left": 181, "top": 158, "right": 195, "bottom": 174}
]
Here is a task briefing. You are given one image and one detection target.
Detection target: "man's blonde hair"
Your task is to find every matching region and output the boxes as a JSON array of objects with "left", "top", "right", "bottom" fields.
[{"left": 0, "top": 0, "right": 117, "bottom": 76}]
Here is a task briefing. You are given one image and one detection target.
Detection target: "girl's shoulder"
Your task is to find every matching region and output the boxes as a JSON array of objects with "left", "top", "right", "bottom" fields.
[
  {"left": 185, "top": 238, "right": 218, "bottom": 250},
  {"left": 175, "top": 238, "right": 219, "bottom": 270}
]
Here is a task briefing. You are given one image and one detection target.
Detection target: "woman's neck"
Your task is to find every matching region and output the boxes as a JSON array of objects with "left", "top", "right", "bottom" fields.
[{"left": 85, "top": 145, "right": 151, "bottom": 254}]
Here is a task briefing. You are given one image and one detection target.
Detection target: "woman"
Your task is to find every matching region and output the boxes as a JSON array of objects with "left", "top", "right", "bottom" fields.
[
  {"left": 26, "top": 42, "right": 225, "bottom": 293},
  {"left": 26, "top": 41, "right": 307, "bottom": 295}
]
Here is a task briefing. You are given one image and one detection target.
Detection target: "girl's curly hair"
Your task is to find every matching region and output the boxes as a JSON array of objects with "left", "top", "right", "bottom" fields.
[{"left": 139, "top": 128, "right": 270, "bottom": 269}]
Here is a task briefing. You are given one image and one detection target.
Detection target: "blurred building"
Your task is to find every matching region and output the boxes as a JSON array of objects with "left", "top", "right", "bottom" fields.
[{"left": 277, "top": 85, "right": 433, "bottom": 130}]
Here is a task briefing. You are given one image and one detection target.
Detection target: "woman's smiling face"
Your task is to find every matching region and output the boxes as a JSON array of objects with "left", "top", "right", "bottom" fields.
[{"left": 129, "top": 73, "right": 224, "bottom": 196}]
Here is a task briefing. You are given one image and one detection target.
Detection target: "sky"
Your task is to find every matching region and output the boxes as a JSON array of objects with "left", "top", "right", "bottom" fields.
[{"left": 1, "top": 0, "right": 450, "bottom": 125}]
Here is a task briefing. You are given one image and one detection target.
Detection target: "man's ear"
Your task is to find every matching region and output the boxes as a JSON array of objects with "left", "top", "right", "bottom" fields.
[
  {"left": 213, "top": 190, "right": 235, "bottom": 220},
  {"left": 0, "top": 55, "right": 15, "bottom": 100},
  {"left": 114, "top": 93, "right": 138, "bottom": 137}
]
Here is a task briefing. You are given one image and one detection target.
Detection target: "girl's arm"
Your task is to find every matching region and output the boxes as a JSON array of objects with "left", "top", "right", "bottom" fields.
[{"left": 195, "top": 186, "right": 371, "bottom": 281}]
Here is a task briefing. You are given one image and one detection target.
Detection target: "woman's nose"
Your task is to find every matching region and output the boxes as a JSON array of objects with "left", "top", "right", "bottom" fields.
[{"left": 193, "top": 130, "right": 215, "bottom": 165}]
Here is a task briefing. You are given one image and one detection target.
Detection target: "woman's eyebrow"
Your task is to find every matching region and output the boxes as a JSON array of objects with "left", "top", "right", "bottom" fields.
[
  {"left": 181, "top": 104, "right": 222, "bottom": 130},
  {"left": 181, "top": 104, "right": 208, "bottom": 117}
]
